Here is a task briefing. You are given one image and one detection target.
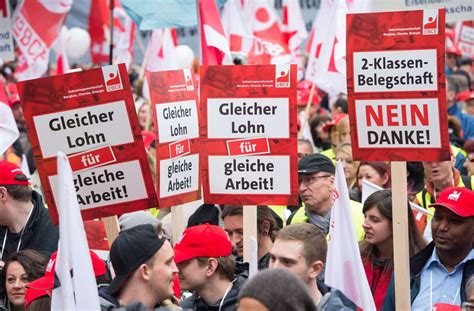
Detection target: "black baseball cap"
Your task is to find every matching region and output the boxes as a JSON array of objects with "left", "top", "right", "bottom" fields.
[
  {"left": 108, "top": 224, "right": 165, "bottom": 295},
  {"left": 298, "top": 153, "right": 335, "bottom": 175}
]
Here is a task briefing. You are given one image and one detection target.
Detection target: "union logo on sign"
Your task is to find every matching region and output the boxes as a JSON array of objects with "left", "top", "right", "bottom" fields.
[
  {"left": 423, "top": 10, "right": 438, "bottom": 35},
  {"left": 275, "top": 64, "right": 290, "bottom": 88},
  {"left": 102, "top": 65, "right": 123, "bottom": 92}
]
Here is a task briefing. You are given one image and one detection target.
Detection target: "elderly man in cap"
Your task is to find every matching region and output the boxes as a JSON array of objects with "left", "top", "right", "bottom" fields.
[
  {"left": 0, "top": 161, "right": 58, "bottom": 267},
  {"left": 174, "top": 224, "right": 245, "bottom": 311},
  {"left": 287, "top": 154, "right": 364, "bottom": 241},
  {"left": 383, "top": 187, "right": 474, "bottom": 310},
  {"left": 99, "top": 224, "right": 178, "bottom": 310}
]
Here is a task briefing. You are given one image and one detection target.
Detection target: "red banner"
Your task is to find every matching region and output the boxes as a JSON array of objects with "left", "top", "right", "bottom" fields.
[
  {"left": 200, "top": 64, "right": 298, "bottom": 206},
  {"left": 346, "top": 9, "right": 450, "bottom": 161},
  {"left": 17, "top": 64, "right": 158, "bottom": 223},
  {"left": 146, "top": 69, "right": 201, "bottom": 208}
]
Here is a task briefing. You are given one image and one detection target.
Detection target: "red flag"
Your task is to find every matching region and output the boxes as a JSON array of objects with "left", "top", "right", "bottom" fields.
[
  {"left": 221, "top": 0, "right": 252, "bottom": 54},
  {"left": 244, "top": 0, "right": 291, "bottom": 64},
  {"left": 12, "top": 0, "right": 71, "bottom": 80},
  {"left": 281, "top": 0, "right": 308, "bottom": 52},
  {"left": 199, "top": 0, "right": 232, "bottom": 65}
]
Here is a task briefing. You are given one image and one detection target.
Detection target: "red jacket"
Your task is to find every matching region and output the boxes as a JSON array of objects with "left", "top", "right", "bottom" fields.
[{"left": 363, "top": 258, "right": 391, "bottom": 311}]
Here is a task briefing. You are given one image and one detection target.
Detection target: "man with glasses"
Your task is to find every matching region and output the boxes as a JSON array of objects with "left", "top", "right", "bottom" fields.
[{"left": 287, "top": 154, "right": 365, "bottom": 241}]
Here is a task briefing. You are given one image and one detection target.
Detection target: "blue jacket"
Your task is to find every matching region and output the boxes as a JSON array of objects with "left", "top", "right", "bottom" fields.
[
  {"left": 448, "top": 103, "right": 474, "bottom": 139},
  {"left": 382, "top": 243, "right": 474, "bottom": 310}
]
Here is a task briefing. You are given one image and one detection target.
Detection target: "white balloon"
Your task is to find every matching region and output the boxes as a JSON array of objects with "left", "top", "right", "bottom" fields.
[
  {"left": 66, "top": 27, "right": 91, "bottom": 59},
  {"left": 175, "top": 45, "right": 195, "bottom": 69}
]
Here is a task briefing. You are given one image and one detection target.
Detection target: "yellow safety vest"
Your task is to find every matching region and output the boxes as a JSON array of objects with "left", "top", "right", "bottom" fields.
[{"left": 320, "top": 148, "right": 336, "bottom": 164}]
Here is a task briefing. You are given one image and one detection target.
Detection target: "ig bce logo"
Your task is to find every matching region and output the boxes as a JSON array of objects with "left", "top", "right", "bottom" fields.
[{"left": 102, "top": 65, "right": 123, "bottom": 92}]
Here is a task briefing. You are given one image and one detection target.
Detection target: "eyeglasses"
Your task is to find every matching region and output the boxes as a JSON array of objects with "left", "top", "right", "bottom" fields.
[
  {"left": 466, "top": 158, "right": 474, "bottom": 163},
  {"left": 298, "top": 174, "right": 332, "bottom": 186},
  {"left": 462, "top": 302, "right": 474, "bottom": 311}
]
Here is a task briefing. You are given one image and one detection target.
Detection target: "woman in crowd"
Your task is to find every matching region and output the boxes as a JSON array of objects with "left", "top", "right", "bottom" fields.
[
  {"left": 351, "top": 161, "right": 391, "bottom": 202},
  {"left": 1, "top": 250, "right": 47, "bottom": 311},
  {"left": 360, "top": 190, "right": 426, "bottom": 310},
  {"left": 335, "top": 143, "right": 359, "bottom": 190},
  {"left": 464, "top": 139, "right": 474, "bottom": 176},
  {"left": 309, "top": 114, "right": 331, "bottom": 152}
]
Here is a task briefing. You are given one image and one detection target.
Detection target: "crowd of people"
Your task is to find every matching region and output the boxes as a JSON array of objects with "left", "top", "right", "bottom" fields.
[{"left": 0, "top": 15, "right": 473, "bottom": 311}]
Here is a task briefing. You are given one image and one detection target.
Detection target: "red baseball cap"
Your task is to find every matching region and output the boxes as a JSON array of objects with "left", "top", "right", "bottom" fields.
[
  {"left": 322, "top": 113, "right": 348, "bottom": 133},
  {"left": 457, "top": 90, "right": 474, "bottom": 102},
  {"left": 0, "top": 161, "right": 29, "bottom": 186},
  {"left": 24, "top": 250, "right": 106, "bottom": 306},
  {"left": 429, "top": 187, "right": 474, "bottom": 217},
  {"left": 174, "top": 224, "right": 232, "bottom": 264},
  {"left": 446, "top": 45, "right": 462, "bottom": 56}
]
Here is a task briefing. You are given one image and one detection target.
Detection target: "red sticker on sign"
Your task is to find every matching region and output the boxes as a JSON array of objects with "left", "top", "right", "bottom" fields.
[
  {"left": 169, "top": 139, "right": 191, "bottom": 159},
  {"left": 227, "top": 137, "right": 270, "bottom": 156},
  {"left": 68, "top": 146, "right": 116, "bottom": 173}
]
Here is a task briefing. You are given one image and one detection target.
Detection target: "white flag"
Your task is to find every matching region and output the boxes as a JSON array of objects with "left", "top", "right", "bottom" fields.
[
  {"left": 281, "top": 0, "right": 308, "bottom": 52},
  {"left": 51, "top": 152, "right": 100, "bottom": 311},
  {"left": 326, "top": 161, "right": 376, "bottom": 310},
  {"left": 0, "top": 102, "right": 19, "bottom": 155}
]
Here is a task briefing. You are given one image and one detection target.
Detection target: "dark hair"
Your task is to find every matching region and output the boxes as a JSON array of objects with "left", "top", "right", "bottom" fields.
[
  {"left": 333, "top": 95, "right": 348, "bottom": 113},
  {"left": 1, "top": 250, "right": 48, "bottom": 296},
  {"left": 275, "top": 223, "right": 327, "bottom": 265},
  {"left": 356, "top": 161, "right": 391, "bottom": 190},
  {"left": 464, "top": 139, "right": 474, "bottom": 153},
  {"left": 196, "top": 256, "right": 235, "bottom": 281},
  {"left": 1, "top": 181, "right": 32, "bottom": 203},
  {"left": 309, "top": 114, "right": 331, "bottom": 149},
  {"left": 221, "top": 205, "right": 279, "bottom": 240},
  {"left": 360, "top": 190, "right": 426, "bottom": 272},
  {"left": 26, "top": 296, "right": 51, "bottom": 311}
]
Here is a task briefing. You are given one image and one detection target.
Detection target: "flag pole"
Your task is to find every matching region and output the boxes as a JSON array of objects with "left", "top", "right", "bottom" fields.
[
  {"left": 299, "top": 82, "right": 317, "bottom": 138},
  {"left": 109, "top": 0, "right": 115, "bottom": 65}
]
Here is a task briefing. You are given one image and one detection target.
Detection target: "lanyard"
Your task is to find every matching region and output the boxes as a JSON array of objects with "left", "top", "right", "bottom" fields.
[
  {"left": 0, "top": 207, "right": 34, "bottom": 261},
  {"left": 430, "top": 270, "right": 461, "bottom": 308}
]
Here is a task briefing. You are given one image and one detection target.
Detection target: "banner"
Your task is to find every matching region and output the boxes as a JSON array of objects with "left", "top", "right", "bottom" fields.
[
  {"left": 346, "top": 9, "right": 450, "bottom": 162},
  {"left": 17, "top": 64, "right": 158, "bottom": 223},
  {"left": 200, "top": 64, "right": 298, "bottom": 206},
  {"left": 455, "top": 21, "right": 474, "bottom": 57},
  {"left": 0, "top": 0, "right": 14, "bottom": 62},
  {"left": 146, "top": 69, "right": 201, "bottom": 207},
  {"left": 368, "top": 0, "right": 473, "bottom": 23},
  {"left": 12, "top": 0, "right": 71, "bottom": 79}
]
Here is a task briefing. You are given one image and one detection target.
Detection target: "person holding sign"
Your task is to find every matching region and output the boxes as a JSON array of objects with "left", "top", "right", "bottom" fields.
[
  {"left": 222, "top": 205, "right": 278, "bottom": 271},
  {"left": 287, "top": 154, "right": 365, "bottom": 241},
  {"left": 383, "top": 187, "right": 474, "bottom": 310},
  {"left": 361, "top": 190, "right": 426, "bottom": 310},
  {"left": 174, "top": 224, "right": 245, "bottom": 311},
  {"left": 0, "top": 161, "right": 58, "bottom": 267}
]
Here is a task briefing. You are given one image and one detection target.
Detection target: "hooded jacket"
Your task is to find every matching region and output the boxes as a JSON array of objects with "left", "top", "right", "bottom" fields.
[
  {"left": 181, "top": 277, "right": 245, "bottom": 311},
  {"left": 0, "top": 191, "right": 58, "bottom": 261}
]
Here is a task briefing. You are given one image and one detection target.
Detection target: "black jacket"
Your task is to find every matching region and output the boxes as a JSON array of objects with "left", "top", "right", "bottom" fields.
[
  {"left": 181, "top": 277, "right": 245, "bottom": 311},
  {"left": 0, "top": 191, "right": 58, "bottom": 261},
  {"left": 382, "top": 242, "right": 474, "bottom": 310}
]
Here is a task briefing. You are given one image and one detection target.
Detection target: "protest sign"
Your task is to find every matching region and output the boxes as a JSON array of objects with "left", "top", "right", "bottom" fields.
[
  {"left": 347, "top": 9, "right": 450, "bottom": 162},
  {"left": 146, "top": 69, "right": 201, "bottom": 207},
  {"left": 200, "top": 64, "right": 298, "bottom": 206},
  {"left": 17, "top": 64, "right": 157, "bottom": 223},
  {"left": 456, "top": 21, "right": 474, "bottom": 57},
  {"left": 0, "top": 0, "right": 14, "bottom": 62}
]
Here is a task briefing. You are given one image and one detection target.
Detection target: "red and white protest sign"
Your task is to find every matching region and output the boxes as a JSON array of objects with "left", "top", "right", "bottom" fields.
[
  {"left": 0, "top": 0, "right": 14, "bottom": 62},
  {"left": 200, "top": 64, "right": 298, "bottom": 206},
  {"left": 455, "top": 21, "right": 474, "bottom": 58},
  {"left": 347, "top": 9, "right": 450, "bottom": 161},
  {"left": 146, "top": 69, "right": 201, "bottom": 207},
  {"left": 17, "top": 64, "right": 158, "bottom": 223}
]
